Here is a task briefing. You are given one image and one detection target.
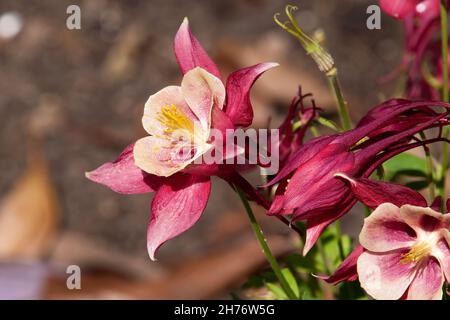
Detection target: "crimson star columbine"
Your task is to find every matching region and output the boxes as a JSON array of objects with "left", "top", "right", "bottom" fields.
[{"left": 86, "top": 18, "right": 277, "bottom": 260}]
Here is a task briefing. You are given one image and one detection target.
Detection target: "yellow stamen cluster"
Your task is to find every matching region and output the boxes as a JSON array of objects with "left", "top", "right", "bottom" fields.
[
  {"left": 400, "top": 242, "right": 432, "bottom": 264},
  {"left": 156, "top": 104, "right": 195, "bottom": 136}
]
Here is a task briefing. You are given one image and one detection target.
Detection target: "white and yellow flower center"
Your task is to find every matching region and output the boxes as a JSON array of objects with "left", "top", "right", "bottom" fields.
[
  {"left": 400, "top": 241, "right": 432, "bottom": 264},
  {"left": 156, "top": 104, "right": 195, "bottom": 136},
  {"left": 154, "top": 104, "right": 206, "bottom": 146}
]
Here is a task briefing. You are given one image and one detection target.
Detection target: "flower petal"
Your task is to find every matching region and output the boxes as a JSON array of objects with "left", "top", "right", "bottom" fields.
[
  {"left": 301, "top": 195, "right": 356, "bottom": 255},
  {"left": 432, "top": 231, "right": 450, "bottom": 282},
  {"left": 133, "top": 136, "right": 211, "bottom": 177},
  {"left": 430, "top": 196, "right": 442, "bottom": 212},
  {"left": 142, "top": 85, "right": 200, "bottom": 137},
  {"left": 147, "top": 174, "right": 211, "bottom": 260},
  {"left": 224, "top": 63, "right": 278, "bottom": 127},
  {"left": 359, "top": 203, "right": 417, "bottom": 253},
  {"left": 181, "top": 67, "right": 225, "bottom": 130},
  {"left": 275, "top": 143, "right": 354, "bottom": 214},
  {"left": 357, "top": 250, "right": 417, "bottom": 300},
  {"left": 380, "top": 0, "right": 419, "bottom": 19},
  {"left": 415, "top": 0, "right": 440, "bottom": 18},
  {"left": 263, "top": 135, "right": 335, "bottom": 188},
  {"left": 400, "top": 205, "right": 447, "bottom": 235},
  {"left": 174, "top": 18, "right": 221, "bottom": 79},
  {"left": 85, "top": 143, "right": 163, "bottom": 194},
  {"left": 319, "top": 245, "right": 364, "bottom": 285},
  {"left": 334, "top": 174, "right": 427, "bottom": 209},
  {"left": 406, "top": 257, "right": 444, "bottom": 300}
]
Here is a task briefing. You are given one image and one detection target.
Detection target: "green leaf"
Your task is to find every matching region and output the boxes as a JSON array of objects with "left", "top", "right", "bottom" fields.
[
  {"left": 405, "top": 179, "right": 430, "bottom": 190},
  {"left": 266, "top": 283, "right": 288, "bottom": 300},
  {"left": 281, "top": 268, "right": 300, "bottom": 298},
  {"left": 382, "top": 153, "right": 428, "bottom": 181}
]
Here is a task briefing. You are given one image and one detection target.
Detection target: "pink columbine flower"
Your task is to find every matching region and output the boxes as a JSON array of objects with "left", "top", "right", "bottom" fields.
[
  {"left": 321, "top": 175, "right": 449, "bottom": 300},
  {"left": 358, "top": 202, "right": 449, "bottom": 300},
  {"left": 266, "top": 99, "right": 450, "bottom": 254},
  {"left": 86, "top": 18, "right": 277, "bottom": 260},
  {"left": 379, "top": 0, "right": 444, "bottom": 100}
]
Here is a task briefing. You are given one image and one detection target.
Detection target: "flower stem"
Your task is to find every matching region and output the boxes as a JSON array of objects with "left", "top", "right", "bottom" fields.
[
  {"left": 274, "top": 5, "right": 352, "bottom": 132},
  {"left": 316, "top": 237, "right": 331, "bottom": 275},
  {"left": 333, "top": 220, "right": 346, "bottom": 262},
  {"left": 235, "top": 186, "right": 297, "bottom": 300},
  {"left": 327, "top": 69, "right": 353, "bottom": 131},
  {"left": 439, "top": 0, "right": 449, "bottom": 206}
]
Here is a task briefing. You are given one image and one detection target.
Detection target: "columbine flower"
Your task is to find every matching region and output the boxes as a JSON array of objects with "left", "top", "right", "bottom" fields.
[
  {"left": 266, "top": 99, "right": 450, "bottom": 254},
  {"left": 379, "top": 0, "right": 443, "bottom": 99},
  {"left": 86, "top": 18, "right": 276, "bottom": 260},
  {"left": 321, "top": 175, "right": 449, "bottom": 300},
  {"left": 358, "top": 202, "right": 449, "bottom": 300}
]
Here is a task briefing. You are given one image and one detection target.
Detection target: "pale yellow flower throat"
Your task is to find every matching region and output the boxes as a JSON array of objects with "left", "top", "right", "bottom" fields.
[
  {"left": 156, "top": 104, "right": 195, "bottom": 136},
  {"left": 400, "top": 241, "right": 432, "bottom": 264}
]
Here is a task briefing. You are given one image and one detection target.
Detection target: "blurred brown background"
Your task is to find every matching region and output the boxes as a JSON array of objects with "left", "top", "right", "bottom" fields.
[{"left": 0, "top": 0, "right": 402, "bottom": 299}]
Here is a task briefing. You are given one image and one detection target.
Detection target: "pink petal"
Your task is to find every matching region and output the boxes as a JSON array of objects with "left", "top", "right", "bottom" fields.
[
  {"left": 357, "top": 250, "right": 417, "bottom": 300},
  {"left": 263, "top": 136, "right": 335, "bottom": 188},
  {"left": 211, "top": 106, "right": 234, "bottom": 133},
  {"left": 86, "top": 143, "right": 163, "bottom": 194},
  {"left": 415, "top": 0, "right": 440, "bottom": 18},
  {"left": 181, "top": 67, "right": 225, "bottom": 130},
  {"left": 334, "top": 174, "right": 427, "bottom": 209},
  {"left": 225, "top": 63, "right": 278, "bottom": 127},
  {"left": 302, "top": 196, "right": 356, "bottom": 255},
  {"left": 147, "top": 174, "right": 211, "bottom": 260},
  {"left": 380, "top": 0, "right": 419, "bottom": 19},
  {"left": 432, "top": 231, "right": 450, "bottom": 282},
  {"left": 174, "top": 18, "right": 221, "bottom": 79},
  {"left": 142, "top": 85, "right": 200, "bottom": 137},
  {"left": 400, "top": 205, "right": 447, "bottom": 234},
  {"left": 319, "top": 245, "right": 364, "bottom": 285},
  {"left": 430, "top": 196, "right": 442, "bottom": 212},
  {"left": 406, "top": 257, "right": 444, "bottom": 300},
  {"left": 133, "top": 136, "right": 211, "bottom": 177},
  {"left": 277, "top": 143, "right": 354, "bottom": 214},
  {"left": 359, "top": 203, "right": 417, "bottom": 253}
]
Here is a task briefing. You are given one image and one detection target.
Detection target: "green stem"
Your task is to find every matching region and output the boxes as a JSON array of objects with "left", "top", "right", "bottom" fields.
[
  {"left": 334, "top": 220, "right": 346, "bottom": 262},
  {"left": 327, "top": 69, "right": 353, "bottom": 131},
  {"left": 235, "top": 187, "right": 297, "bottom": 300},
  {"left": 310, "top": 124, "right": 320, "bottom": 137},
  {"left": 274, "top": 5, "right": 352, "bottom": 132},
  {"left": 439, "top": 0, "right": 449, "bottom": 206},
  {"left": 316, "top": 238, "right": 331, "bottom": 275}
]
